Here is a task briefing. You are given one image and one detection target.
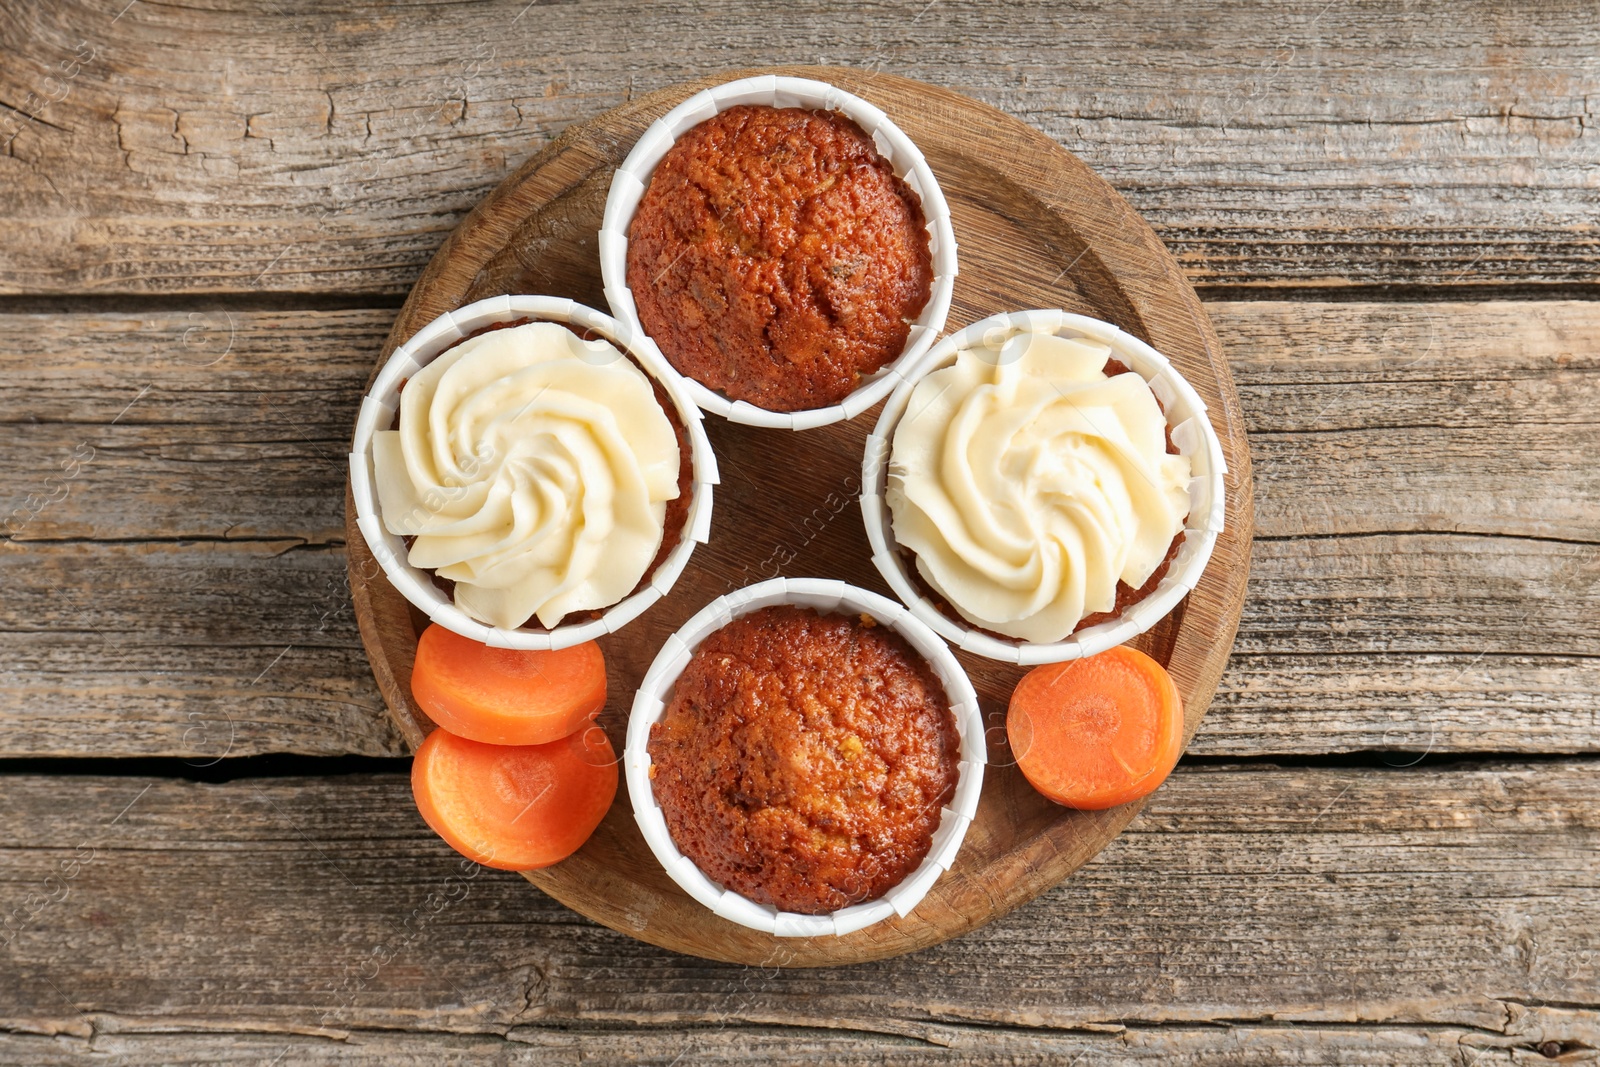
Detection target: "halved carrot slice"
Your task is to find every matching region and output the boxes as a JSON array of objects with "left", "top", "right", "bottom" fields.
[
  {"left": 411, "top": 624, "right": 606, "bottom": 746},
  {"left": 411, "top": 726, "right": 617, "bottom": 871},
  {"left": 1006, "top": 644, "right": 1184, "bottom": 810}
]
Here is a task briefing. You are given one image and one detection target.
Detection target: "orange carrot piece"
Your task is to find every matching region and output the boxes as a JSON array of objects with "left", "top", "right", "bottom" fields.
[
  {"left": 1006, "top": 645, "right": 1185, "bottom": 810},
  {"left": 411, "top": 624, "right": 607, "bottom": 746},
  {"left": 410, "top": 726, "right": 617, "bottom": 871}
]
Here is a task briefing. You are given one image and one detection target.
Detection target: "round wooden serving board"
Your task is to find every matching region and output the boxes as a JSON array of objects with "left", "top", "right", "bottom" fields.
[{"left": 345, "top": 67, "right": 1255, "bottom": 967}]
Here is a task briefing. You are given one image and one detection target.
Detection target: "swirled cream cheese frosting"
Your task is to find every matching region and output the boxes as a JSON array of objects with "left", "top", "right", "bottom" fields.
[
  {"left": 886, "top": 329, "right": 1190, "bottom": 643},
  {"left": 372, "top": 322, "right": 683, "bottom": 631}
]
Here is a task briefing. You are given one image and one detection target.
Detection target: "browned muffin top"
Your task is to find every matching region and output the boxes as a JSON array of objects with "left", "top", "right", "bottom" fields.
[
  {"left": 647, "top": 605, "right": 960, "bottom": 914},
  {"left": 626, "top": 104, "right": 934, "bottom": 412}
]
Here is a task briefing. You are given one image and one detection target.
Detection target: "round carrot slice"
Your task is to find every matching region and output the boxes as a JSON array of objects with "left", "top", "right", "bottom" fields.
[
  {"left": 411, "top": 624, "right": 606, "bottom": 746},
  {"left": 1006, "top": 644, "right": 1185, "bottom": 810},
  {"left": 411, "top": 726, "right": 617, "bottom": 871}
]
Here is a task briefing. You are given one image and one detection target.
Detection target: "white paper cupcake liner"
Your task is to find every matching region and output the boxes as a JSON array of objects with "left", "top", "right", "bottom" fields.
[
  {"left": 861, "top": 310, "right": 1228, "bottom": 665},
  {"left": 625, "top": 577, "right": 985, "bottom": 937},
  {"left": 599, "top": 74, "right": 959, "bottom": 430},
  {"left": 349, "top": 295, "right": 719, "bottom": 651}
]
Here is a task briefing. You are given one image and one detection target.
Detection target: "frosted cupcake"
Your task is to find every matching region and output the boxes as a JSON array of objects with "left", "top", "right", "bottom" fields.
[
  {"left": 862, "top": 310, "right": 1225, "bottom": 663},
  {"left": 370, "top": 318, "right": 692, "bottom": 634}
]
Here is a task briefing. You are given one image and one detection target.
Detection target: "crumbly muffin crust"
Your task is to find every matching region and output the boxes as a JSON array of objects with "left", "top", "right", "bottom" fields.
[
  {"left": 648, "top": 605, "right": 960, "bottom": 914},
  {"left": 626, "top": 105, "right": 933, "bottom": 412}
]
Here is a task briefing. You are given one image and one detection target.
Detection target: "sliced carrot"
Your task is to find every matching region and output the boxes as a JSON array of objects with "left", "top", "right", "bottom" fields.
[
  {"left": 411, "top": 624, "right": 607, "bottom": 746},
  {"left": 1006, "top": 645, "right": 1185, "bottom": 811},
  {"left": 411, "top": 726, "right": 617, "bottom": 871}
]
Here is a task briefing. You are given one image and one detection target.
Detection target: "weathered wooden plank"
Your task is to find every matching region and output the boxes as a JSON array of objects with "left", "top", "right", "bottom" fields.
[
  {"left": 0, "top": 539, "right": 401, "bottom": 758},
  {"left": 1, "top": 1, "right": 1597, "bottom": 295},
  {"left": 1196, "top": 652, "right": 1600, "bottom": 757},
  {"left": 1, "top": 765, "right": 1595, "bottom": 1049},
  {"left": 0, "top": 310, "right": 377, "bottom": 546},
  {"left": 1, "top": 302, "right": 1595, "bottom": 757},
  {"left": 5, "top": 301, "right": 1596, "bottom": 544},
  {"left": 3, "top": 530, "right": 1593, "bottom": 758},
  {"left": 1217, "top": 300, "right": 1600, "bottom": 543},
  {"left": 0, "top": 1021, "right": 1573, "bottom": 1066},
  {"left": 1239, "top": 533, "right": 1598, "bottom": 659}
]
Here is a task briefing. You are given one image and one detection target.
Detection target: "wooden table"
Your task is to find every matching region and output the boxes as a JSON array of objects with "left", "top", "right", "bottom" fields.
[{"left": 2, "top": 3, "right": 1596, "bottom": 1063}]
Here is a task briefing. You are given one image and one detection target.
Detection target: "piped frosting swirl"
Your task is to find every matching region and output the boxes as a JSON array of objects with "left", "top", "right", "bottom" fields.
[
  {"left": 886, "top": 328, "right": 1190, "bottom": 643},
  {"left": 372, "top": 321, "right": 682, "bottom": 631}
]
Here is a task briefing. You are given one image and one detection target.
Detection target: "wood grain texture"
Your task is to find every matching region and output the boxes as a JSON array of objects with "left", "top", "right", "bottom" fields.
[
  {"left": 0, "top": 1, "right": 1592, "bottom": 1058},
  {"left": 0, "top": 1022, "right": 1586, "bottom": 1066},
  {"left": 0, "top": 309, "right": 372, "bottom": 546},
  {"left": 344, "top": 66, "right": 1254, "bottom": 966},
  {"left": 0, "top": 539, "right": 402, "bottom": 759},
  {"left": 1220, "top": 299, "right": 1600, "bottom": 544},
  {"left": 2, "top": 1, "right": 1598, "bottom": 296},
  {"left": 2, "top": 765, "right": 1596, "bottom": 1057},
  {"left": 3, "top": 527, "right": 1592, "bottom": 759},
  {"left": 2, "top": 303, "right": 1595, "bottom": 757},
  {"left": 5, "top": 300, "right": 1596, "bottom": 545}
]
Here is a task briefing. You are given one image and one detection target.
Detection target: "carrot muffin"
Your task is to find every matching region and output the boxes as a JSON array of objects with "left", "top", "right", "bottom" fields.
[
  {"left": 648, "top": 605, "right": 959, "bottom": 914},
  {"left": 372, "top": 320, "right": 692, "bottom": 632},
  {"left": 626, "top": 104, "right": 934, "bottom": 412},
  {"left": 887, "top": 329, "right": 1191, "bottom": 644}
]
